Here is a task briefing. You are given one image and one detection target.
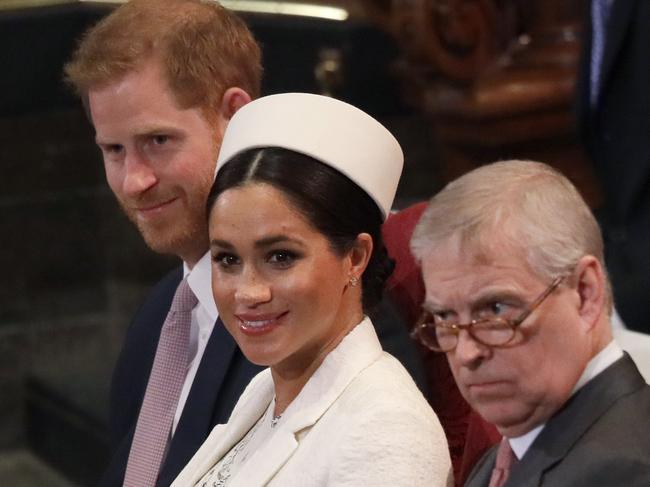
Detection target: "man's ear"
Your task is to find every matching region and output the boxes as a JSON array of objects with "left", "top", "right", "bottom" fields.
[
  {"left": 219, "top": 87, "right": 252, "bottom": 122},
  {"left": 572, "top": 255, "right": 606, "bottom": 331}
]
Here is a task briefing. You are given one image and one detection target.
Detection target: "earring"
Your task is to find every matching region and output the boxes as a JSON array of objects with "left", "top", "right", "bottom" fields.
[{"left": 349, "top": 276, "right": 359, "bottom": 287}]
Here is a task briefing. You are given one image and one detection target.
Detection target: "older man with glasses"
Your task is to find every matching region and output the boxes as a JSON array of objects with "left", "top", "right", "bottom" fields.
[{"left": 410, "top": 160, "right": 650, "bottom": 487}]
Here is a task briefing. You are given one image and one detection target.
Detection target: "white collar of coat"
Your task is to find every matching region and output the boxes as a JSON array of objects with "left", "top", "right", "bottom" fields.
[{"left": 174, "top": 316, "right": 382, "bottom": 486}]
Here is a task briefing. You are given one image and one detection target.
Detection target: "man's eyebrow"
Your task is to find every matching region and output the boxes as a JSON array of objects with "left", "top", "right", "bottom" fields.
[
  {"left": 422, "top": 288, "right": 523, "bottom": 312},
  {"left": 421, "top": 299, "right": 447, "bottom": 313},
  {"left": 95, "top": 125, "right": 181, "bottom": 145},
  {"left": 472, "top": 288, "right": 523, "bottom": 306},
  {"left": 135, "top": 125, "right": 180, "bottom": 136}
]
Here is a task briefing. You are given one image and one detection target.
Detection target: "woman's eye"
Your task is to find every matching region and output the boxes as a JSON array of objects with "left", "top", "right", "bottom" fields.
[
  {"left": 268, "top": 250, "right": 298, "bottom": 267},
  {"left": 213, "top": 253, "right": 240, "bottom": 269}
]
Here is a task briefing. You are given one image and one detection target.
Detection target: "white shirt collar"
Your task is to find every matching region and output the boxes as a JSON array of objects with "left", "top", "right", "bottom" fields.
[
  {"left": 184, "top": 251, "right": 218, "bottom": 321},
  {"left": 509, "top": 424, "right": 543, "bottom": 460},
  {"left": 572, "top": 340, "right": 623, "bottom": 393},
  {"left": 507, "top": 340, "right": 624, "bottom": 459}
]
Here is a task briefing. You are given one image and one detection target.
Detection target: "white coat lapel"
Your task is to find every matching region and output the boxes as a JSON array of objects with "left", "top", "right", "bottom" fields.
[
  {"left": 287, "top": 317, "right": 382, "bottom": 430},
  {"left": 177, "top": 371, "right": 275, "bottom": 486},
  {"left": 179, "top": 318, "right": 382, "bottom": 487},
  {"left": 231, "top": 318, "right": 382, "bottom": 486},
  {"left": 230, "top": 425, "right": 299, "bottom": 486}
]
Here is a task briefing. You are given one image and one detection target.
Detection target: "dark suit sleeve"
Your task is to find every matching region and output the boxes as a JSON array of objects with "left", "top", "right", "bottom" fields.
[
  {"left": 99, "top": 267, "right": 182, "bottom": 486},
  {"left": 107, "top": 267, "right": 182, "bottom": 445}
]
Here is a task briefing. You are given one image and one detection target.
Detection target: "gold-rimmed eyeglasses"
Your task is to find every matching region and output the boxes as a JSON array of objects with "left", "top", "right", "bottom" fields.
[{"left": 410, "top": 276, "right": 564, "bottom": 352}]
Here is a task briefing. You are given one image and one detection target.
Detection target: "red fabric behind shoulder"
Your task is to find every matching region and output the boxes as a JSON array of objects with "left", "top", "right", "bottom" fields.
[
  {"left": 383, "top": 202, "right": 428, "bottom": 325},
  {"left": 383, "top": 203, "right": 500, "bottom": 486}
]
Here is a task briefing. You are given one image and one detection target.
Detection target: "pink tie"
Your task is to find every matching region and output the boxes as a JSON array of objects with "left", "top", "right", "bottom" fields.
[
  {"left": 488, "top": 438, "right": 516, "bottom": 487},
  {"left": 123, "top": 277, "right": 197, "bottom": 487}
]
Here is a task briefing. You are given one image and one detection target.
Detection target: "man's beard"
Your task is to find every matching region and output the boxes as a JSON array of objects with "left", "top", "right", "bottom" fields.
[{"left": 119, "top": 196, "right": 208, "bottom": 259}]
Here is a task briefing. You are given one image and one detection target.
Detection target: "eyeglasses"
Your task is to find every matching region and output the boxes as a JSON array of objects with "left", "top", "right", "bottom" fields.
[{"left": 410, "top": 276, "right": 564, "bottom": 352}]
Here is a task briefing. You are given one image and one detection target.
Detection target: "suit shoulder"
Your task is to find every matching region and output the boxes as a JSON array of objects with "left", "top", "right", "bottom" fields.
[
  {"left": 133, "top": 267, "right": 182, "bottom": 316},
  {"left": 546, "top": 385, "right": 650, "bottom": 484},
  {"left": 111, "top": 266, "right": 183, "bottom": 387},
  {"left": 579, "top": 383, "right": 650, "bottom": 454},
  {"left": 124, "top": 267, "right": 183, "bottom": 334}
]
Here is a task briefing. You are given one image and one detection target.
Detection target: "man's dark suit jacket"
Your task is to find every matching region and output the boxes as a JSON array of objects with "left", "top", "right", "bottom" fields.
[
  {"left": 99, "top": 266, "right": 427, "bottom": 486},
  {"left": 98, "top": 267, "right": 263, "bottom": 487},
  {"left": 576, "top": 0, "right": 650, "bottom": 332},
  {"left": 465, "top": 354, "right": 650, "bottom": 486}
]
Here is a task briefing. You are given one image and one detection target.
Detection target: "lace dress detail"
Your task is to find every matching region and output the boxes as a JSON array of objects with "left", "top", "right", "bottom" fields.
[{"left": 195, "top": 400, "right": 281, "bottom": 486}]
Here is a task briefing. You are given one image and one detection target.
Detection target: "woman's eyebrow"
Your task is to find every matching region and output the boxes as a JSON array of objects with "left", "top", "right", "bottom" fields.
[{"left": 254, "top": 235, "right": 304, "bottom": 249}]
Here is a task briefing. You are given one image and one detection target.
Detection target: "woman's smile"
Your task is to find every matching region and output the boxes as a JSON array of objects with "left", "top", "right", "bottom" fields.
[{"left": 236, "top": 311, "right": 290, "bottom": 335}]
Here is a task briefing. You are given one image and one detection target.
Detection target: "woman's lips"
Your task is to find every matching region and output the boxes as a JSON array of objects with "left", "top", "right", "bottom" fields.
[{"left": 236, "top": 311, "right": 289, "bottom": 336}]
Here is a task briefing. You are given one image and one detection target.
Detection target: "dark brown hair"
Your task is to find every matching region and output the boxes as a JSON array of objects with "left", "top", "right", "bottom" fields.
[{"left": 208, "top": 147, "right": 395, "bottom": 311}]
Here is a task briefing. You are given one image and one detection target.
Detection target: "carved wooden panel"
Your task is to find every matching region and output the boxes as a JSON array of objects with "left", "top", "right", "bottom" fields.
[{"left": 367, "top": 0, "right": 601, "bottom": 206}]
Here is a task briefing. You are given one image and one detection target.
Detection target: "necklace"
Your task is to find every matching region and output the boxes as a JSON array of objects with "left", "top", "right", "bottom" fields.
[{"left": 270, "top": 397, "right": 283, "bottom": 428}]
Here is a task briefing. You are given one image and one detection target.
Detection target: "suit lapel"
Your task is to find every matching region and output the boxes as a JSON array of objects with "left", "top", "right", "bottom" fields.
[
  {"left": 506, "top": 355, "right": 646, "bottom": 487},
  {"left": 158, "top": 318, "right": 240, "bottom": 485},
  {"left": 598, "top": 0, "right": 636, "bottom": 101},
  {"left": 464, "top": 447, "right": 497, "bottom": 487}
]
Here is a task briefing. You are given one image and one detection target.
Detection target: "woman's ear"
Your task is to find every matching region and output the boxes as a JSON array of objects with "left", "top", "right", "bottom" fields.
[
  {"left": 347, "top": 233, "right": 373, "bottom": 282},
  {"left": 572, "top": 255, "right": 606, "bottom": 331}
]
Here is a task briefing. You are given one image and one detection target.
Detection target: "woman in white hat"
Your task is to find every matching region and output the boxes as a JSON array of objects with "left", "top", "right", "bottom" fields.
[{"left": 172, "top": 93, "right": 452, "bottom": 487}]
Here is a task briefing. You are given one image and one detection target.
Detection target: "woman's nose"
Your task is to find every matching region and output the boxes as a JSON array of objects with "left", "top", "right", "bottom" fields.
[{"left": 234, "top": 270, "right": 272, "bottom": 306}]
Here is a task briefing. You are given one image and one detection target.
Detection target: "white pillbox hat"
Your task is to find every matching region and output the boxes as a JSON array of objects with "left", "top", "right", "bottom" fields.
[{"left": 216, "top": 93, "right": 403, "bottom": 220}]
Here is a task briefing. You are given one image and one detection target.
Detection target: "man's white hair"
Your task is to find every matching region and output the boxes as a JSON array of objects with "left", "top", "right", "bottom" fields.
[{"left": 410, "top": 160, "right": 612, "bottom": 310}]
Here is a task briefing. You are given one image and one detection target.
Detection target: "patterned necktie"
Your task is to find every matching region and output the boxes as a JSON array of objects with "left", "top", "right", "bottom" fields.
[
  {"left": 123, "top": 277, "right": 198, "bottom": 487},
  {"left": 590, "top": 0, "right": 612, "bottom": 105},
  {"left": 488, "top": 438, "right": 517, "bottom": 487}
]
